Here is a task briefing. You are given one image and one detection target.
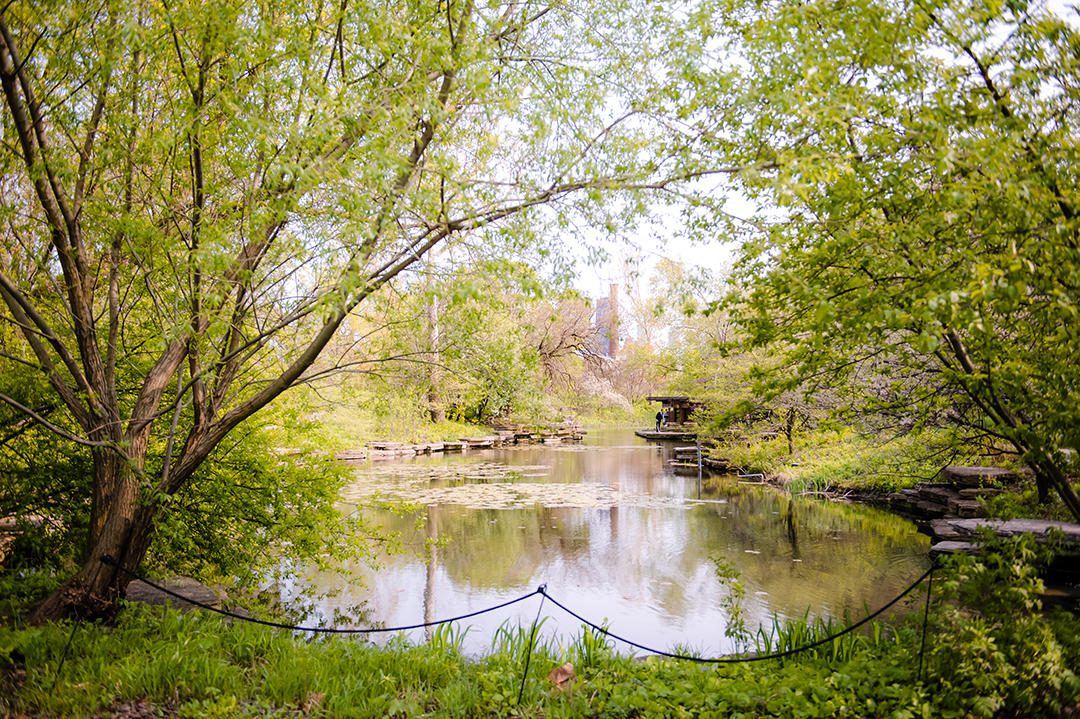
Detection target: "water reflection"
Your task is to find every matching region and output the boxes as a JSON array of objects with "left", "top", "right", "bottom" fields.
[{"left": 289, "top": 428, "right": 931, "bottom": 656}]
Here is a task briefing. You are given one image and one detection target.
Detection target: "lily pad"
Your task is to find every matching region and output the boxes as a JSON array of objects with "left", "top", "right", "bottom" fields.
[{"left": 341, "top": 460, "right": 703, "bottom": 510}]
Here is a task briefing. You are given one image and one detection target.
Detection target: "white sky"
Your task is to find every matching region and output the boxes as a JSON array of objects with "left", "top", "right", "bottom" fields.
[{"left": 574, "top": 0, "right": 1080, "bottom": 322}]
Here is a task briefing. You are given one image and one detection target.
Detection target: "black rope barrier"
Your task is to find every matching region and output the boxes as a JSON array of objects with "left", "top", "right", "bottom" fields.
[
  {"left": 102, "top": 555, "right": 935, "bottom": 665},
  {"left": 538, "top": 563, "right": 937, "bottom": 664},
  {"left": 51, "top": 557, "right": 104, "bottom": 692},
  {"left": 517, "top": 584, "right": 547, "bottom": 706},
  {"left": 101, "top": 555, "right": 541, "bottom": 634}
]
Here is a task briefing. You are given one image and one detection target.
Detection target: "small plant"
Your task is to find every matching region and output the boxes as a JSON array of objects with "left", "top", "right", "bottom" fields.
[
  {"left": 569, "top": 621, "right": 614, "bottom": 671},
  {"left": 178, "top": 694, "right": 238, "bottom": 719},
  {"left": 753, "top": 609, "right": 887, "bottom": 665},
  {"left": 427, "top": 621, "right": 468, "bottom": 655},
  {"left": 711, "top": 556, "right": 750, "bottom": 653},
  {"left": 924, "top": 530, "right": 1080, "bottom": 718}
]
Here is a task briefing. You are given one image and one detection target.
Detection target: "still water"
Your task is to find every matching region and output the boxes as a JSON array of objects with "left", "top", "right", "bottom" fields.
[{"left": 283, "top": 428, "right": 931, "bottom": 656}]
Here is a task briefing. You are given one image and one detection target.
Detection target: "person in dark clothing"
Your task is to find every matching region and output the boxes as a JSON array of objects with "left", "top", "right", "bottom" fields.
[{"left": 655, "top": 410, "right": 663, "bottom": 432}]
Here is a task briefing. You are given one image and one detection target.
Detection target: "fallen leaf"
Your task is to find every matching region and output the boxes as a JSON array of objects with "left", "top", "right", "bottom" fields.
[
  {"left": 548, "top": 662, "right": 575, "bottom": 694},
  {"left": 303, "top": 692, "right": 325, "bottom": 715}
]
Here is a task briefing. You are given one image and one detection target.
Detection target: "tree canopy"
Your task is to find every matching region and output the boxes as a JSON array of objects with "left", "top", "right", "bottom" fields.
[
  {"left": 0, "top": 0, "right": 728, "bottom": 619},
  {"left": 701, "top": 0, "right": 1080, "bottom": 517}
]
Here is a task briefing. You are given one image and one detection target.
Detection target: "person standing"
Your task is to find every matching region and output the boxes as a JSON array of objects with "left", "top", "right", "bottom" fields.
[{"left": 655, "top": 410, "right": 663, "bottom": 432}]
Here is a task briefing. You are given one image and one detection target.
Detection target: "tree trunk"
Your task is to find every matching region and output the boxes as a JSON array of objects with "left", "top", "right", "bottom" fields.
[
  {"left": 1034, "top": 460, "right": 1080, "bottom": 522},
  {"left": 785, "top": 408, "right": 795, "bottom": 455},
  {"left": 29, "top": 459, "right": 156, "bottom": 622},
  {"left": 425, "top": 253, "right": 444, "bottom": 423}
]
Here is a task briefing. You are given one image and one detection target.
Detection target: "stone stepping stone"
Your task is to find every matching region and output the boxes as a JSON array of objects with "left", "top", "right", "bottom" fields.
[{"left": 125, "top": 577, "right": 222, "bottom": 611}]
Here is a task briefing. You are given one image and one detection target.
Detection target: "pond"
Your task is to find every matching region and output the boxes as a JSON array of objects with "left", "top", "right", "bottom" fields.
[{"left": 278, "top": 427, "right": 932, "bottom": 657}]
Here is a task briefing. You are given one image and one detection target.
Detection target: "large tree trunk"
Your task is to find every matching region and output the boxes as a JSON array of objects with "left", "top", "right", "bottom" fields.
[{"left": 29, "top": 459, "right": 156, "bottom": 622}]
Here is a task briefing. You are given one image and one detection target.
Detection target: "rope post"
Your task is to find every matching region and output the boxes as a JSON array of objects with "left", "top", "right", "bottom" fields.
[
  {"left": 697, "top": 441, "right": 702, "bottom": 497},
  {"left": 517, "top": 585, "right": 547, "bottom": 708},
  {"left": 918, "top": 562, "right": 935, "bottom": 682},
  {"left": 51, "top": 555, "right": 107, "bottom": 695}
]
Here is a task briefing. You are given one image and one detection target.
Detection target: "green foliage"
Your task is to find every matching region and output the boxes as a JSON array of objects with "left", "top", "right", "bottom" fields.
[
  {"left": 719, "top": 425, "right": 979, "bottom": 494},
  {"left": 317, "top": 383, "right": 490, "bottom": 444},
  {"left": 753, "top": 610, "right": 893, "bottom": 666},
  {"left": 925, "top": 532, "right": 1080, "bottom": 718},
  {"left": 335, "top": 266, "right": 606, "bottom": 429},
  {"left": 0, "top": 570, "right": 62, "bottom": 616},
  {"left": 704, "top": 0, "right": 1080, "bottom": 516},
  {"left": 711, "top": 557, "right": 750, "bottom": 653},
  {"left": 569, "top": 622, "right": 615, "bottom": 672},
  {"left": 148, "top": 405, "right": 382, "bottom": 587},
  {"left": 978, "top": 483, "right": 1079, "bottom": 522},
  {"left": 0, "top": 365, "right": 92, "bottom": 573},
  {"left": 0, "top": 382, "right": 381, "bottom": 589}
]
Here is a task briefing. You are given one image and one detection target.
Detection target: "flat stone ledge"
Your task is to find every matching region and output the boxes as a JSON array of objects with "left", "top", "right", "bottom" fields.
[
  {"left": 929, "top": 518, "right": 1080, "bottom": 545},
  {"left": 930, "top": 541, "right": 981, "bottom": 556},
  {"left": 940, "top": 466, "right": 1020, "bottom": 487},
  {"left": 124, "top": 577, "right": 223, "bottom": 611}
]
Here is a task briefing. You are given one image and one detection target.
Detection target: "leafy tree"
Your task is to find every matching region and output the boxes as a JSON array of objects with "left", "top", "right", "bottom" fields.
[
  {"left": 702, "top": 0, "right": 1080, "bottom": 518},
  {"left": 341, "top": 261, "right": 599, "bottom": 425},
  {"left": 0, "top": 0, "right": 728, "bottom": 619}
]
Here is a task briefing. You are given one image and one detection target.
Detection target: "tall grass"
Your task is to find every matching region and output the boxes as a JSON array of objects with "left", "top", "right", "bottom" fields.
[
  {"left": 719, "top": 426, "right": 988, "bottom": 494},
  {"left": 2, "top": 577, "right": 1077, "bottom": 719},
  {"left": 752, "top": 609, "right": 893, "bottom": 664}
]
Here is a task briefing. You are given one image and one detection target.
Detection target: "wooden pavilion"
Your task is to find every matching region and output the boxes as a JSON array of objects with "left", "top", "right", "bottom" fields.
[{"left": 646, "top": 396, "right": 703, "bottom": 425}]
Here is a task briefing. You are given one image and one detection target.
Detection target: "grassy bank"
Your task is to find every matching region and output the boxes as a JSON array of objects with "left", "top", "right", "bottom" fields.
[
  {"left": 305, "top": 382, "right": 646, "bottom": 448},
  {"left": 3, "top": 535, "right": 1078, "bottom": 718},
  {"left": 714, "top": 426, "right": 997, "bottom": 495},
  {"left": 709, "top": 424, "right": 1080, "bottom": 521}
]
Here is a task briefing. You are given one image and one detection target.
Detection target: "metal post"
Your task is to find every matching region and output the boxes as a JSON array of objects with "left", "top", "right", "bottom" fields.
[{"left": 697, "top": 441, "right": 702, "bottom": 497}]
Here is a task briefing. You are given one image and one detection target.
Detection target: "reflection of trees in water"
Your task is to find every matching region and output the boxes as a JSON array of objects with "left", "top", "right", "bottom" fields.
[
  {"left": 708, "top": 491, "right": 931, "bottom": 620},
  {"left": 701, "top": 474, "right": 744, "bottom": 497},
  {"left": 424, "top": 504, "right": 438, "bottom": 639},
  {"left": 372, "top": 484, "right": 929, "bottom": 625},
  {"left": 350, "top": 431, "right": 929, "bottom": 629},
  {"left": 784, "top": 504, "right": 800, "bottom": 561}
]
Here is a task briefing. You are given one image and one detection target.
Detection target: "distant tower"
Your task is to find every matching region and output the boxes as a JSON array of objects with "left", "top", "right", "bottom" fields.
[
  {"left": 607, "top": 283, "right": 619, "bottom": 358},
  {"left": 594, "top": 283, "right": 620, "bottom": 359}
]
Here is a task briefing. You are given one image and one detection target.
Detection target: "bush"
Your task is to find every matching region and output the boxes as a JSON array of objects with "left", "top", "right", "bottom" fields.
[{"left": 924, "top": 530, "right": 1080, "bottom": 718}]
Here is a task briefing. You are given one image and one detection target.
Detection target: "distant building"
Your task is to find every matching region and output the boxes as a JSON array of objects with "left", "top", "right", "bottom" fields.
[
  {"left": 647, "top": 396, "right": 703, "bottom": 425},
  {"left": 594, "top": 283, "right": 620, "bottom": 358}
]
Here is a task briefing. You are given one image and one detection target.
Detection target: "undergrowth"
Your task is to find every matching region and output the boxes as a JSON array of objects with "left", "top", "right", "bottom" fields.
[
  {"left": 718, "top": 426, "right": 990, "bottom": 495},
  {"left": 2, "top": 533, "right": 1077, "bottom": 718}
]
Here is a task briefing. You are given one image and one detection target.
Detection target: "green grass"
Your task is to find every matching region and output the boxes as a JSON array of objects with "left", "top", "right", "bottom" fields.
[
  {"left": 4, "top": 547, "right": 1078, "bottom": 719},
  {"left": 317, "top": 395, "right": 496, "bottom": 446},
  {"left": 716, "top": 425, "right": 992, "bottom": 495},
  {"left": 314, "top": 385, "right": 623, "bottom": 446}
]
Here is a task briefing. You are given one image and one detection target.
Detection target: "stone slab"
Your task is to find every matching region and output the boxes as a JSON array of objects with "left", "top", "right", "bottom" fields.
[
  {"left": 125, "top": 577, "right": 222, "bottom": 610},
  {"left": 929, "top": 518, "right": 1080, "bottom": 545},
  {"left": 940, "top": 466, "right": 1020, "bottom": 487},
  {"left": 930, "top": 541, "right": 981, "bottom": 556},
  {"left": 366, "top": 442, "right": 405, "bottom": 450},
  {"left": 913, "top": 500, "right": 948, "bottom": 518},
  {"left": 917, "top": 482, "right": 956, "bottom": 490},
  {"left": 918, "top": 485, "right": 960, "bottom": 504},
  {"left": 947, "top": 498, "right": 986, "bottom": 519},
  {"left": 958, "top": 487, "right": 1004, "bottom": 499}
]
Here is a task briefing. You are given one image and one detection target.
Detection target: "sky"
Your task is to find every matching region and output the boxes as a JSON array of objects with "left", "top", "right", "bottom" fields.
[{"left": 573, "top": 0, "right": 1080, "bottom": 315}]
